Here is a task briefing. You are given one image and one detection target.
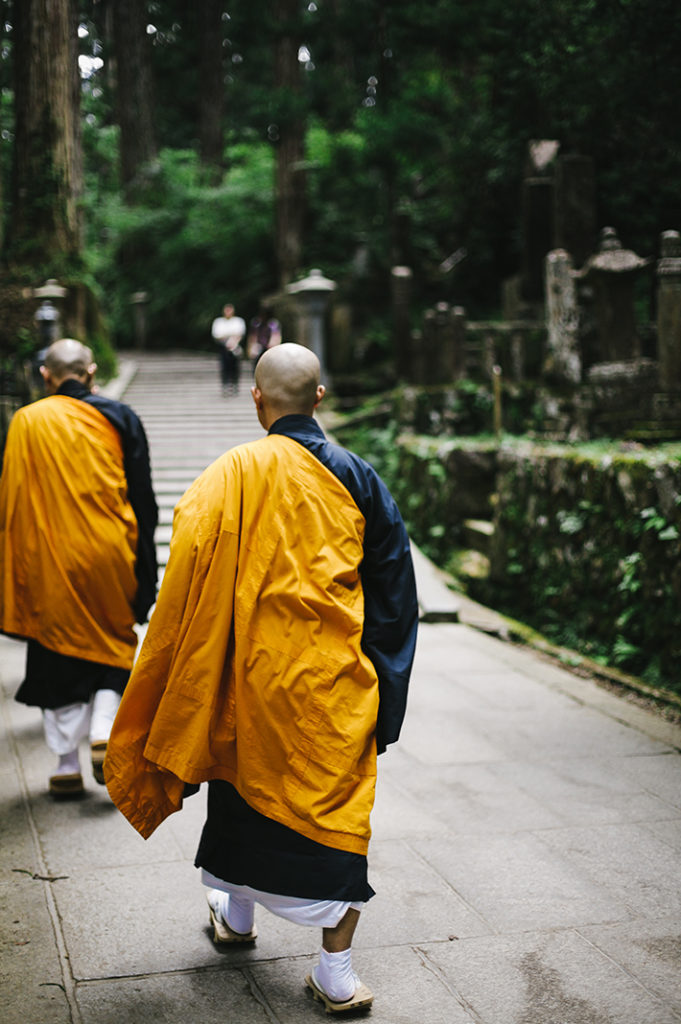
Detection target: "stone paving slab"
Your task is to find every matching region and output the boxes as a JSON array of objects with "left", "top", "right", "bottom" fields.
[
  {"left": 579, "top": 915, "right": 681, "bottom": 1016},
  {"left": 76, "top": 968, "right": 276, "bottom": 1024},
  {"left": 424, "top": 929, "right": 681, "bottom": 1024},
  {"left": 415, "top": 829, "right": 634, "bottom": 933},
  {"left": 249, "top": 946, "right": 476, "bottom": 1024},
  {"left": 0, "top": 784, "right": 72, "bottom": 1024}
]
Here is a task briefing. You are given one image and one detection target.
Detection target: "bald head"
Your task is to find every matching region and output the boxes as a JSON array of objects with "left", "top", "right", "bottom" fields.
[
  {"left": 252, "top": 343, "right": 325, "bottom": 429},
  {"left": 41, "top": 339, "right": 97, "bottom": 394}
]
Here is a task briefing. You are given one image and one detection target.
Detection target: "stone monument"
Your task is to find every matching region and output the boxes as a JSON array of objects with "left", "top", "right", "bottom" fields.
[
  {"left": 575, "top": 227, "right": 652, "bottom": 364},
  {"left": 543, "top": 249, "right": 581, "bottom": 384},
  {"left": 657, "top": 230, "right": 681, "bottom": 389}
]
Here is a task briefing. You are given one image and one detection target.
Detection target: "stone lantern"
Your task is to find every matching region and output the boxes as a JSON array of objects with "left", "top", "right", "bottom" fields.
[
  {"left": 130, "top": 291, "right": 149, "bottom": 350},
  {"left": 33, "top": 278, "right": 67, "bottom": 348},
  {"left": 286, "top": 269, "right": 336, "bottom": 381},
  {"left": 574, "top": 227, "right": 652, "bottom": 364}
]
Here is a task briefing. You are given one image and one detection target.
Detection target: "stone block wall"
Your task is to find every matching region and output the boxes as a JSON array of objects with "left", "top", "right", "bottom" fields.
[
  {"left": 390, "top": 435, "right": 498, "bottom": 549},
  {"left": 386, "top": 431, "right": 681, "bottom": 689},
  {"left": 486, "top": 445, "right": 681, "bottom": 685}
]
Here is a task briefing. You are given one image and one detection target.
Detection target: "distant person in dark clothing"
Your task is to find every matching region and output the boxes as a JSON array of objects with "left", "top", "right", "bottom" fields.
[
  {"left": 212, "top": 303, "right": 246, "bottom": 394},
  {"left": 246, "top": 306, "right": 281, "bottom": 365}
]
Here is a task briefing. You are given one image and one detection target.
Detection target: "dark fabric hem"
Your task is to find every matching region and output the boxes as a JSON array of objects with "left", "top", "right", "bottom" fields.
[
  {"left": 194, "top": 780, "right": 375, "bottom": 903},
  {"left": 15, "top": 639, "right": 129, "bottom": 710}
]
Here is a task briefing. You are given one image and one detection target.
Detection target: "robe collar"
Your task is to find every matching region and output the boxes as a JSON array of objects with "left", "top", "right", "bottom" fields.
[
  {"left": 268, "top": 414, "right": 325, "bottom": 444},
  {"left": 56, "top": 378, "right": 92, "bottom": 401}
]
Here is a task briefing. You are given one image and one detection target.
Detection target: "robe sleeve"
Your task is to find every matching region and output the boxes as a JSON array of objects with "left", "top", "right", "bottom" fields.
[
  {"left": 360, "top": 473, "right": 418, "bottom": 755},
  {"left": 121, "top": 413, "right": 158, "bottom": 622},
  {"left": 86, "top": 394, "right": 158, "bottom": 622}
]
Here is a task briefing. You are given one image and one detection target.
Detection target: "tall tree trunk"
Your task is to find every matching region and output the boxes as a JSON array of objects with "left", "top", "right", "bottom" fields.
[
  {"left": 112, "top": 0, "right": 158, "bottom": 196},
  {"left": 198, "top": 0, "right": 224, "bottom": 179},
  {"left": 7, "top": 0, "right": 81, "bottom": 266},
  {"left": 274, "top": 0, "right": 306, "bottom": 287}
]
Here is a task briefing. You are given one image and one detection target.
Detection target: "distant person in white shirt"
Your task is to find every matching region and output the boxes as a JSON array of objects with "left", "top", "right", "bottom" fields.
[{"left": 211, "top": 304, "right": 246, "bottom": 395}]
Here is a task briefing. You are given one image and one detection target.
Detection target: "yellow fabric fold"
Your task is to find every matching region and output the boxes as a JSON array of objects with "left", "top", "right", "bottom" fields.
[
  {"left": 0, "top": 395, "right": 138, "bottom": 667},
  {"left": 105, "top": 434, "right": 378, "bottom": 854}
]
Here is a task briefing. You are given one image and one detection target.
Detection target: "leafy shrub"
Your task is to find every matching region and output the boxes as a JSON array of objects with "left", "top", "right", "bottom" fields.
[{"left": 82, "top": 146, "right": 276, "bottom": 349}]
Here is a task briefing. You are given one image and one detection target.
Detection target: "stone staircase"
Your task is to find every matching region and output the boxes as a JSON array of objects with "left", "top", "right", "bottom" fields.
[
  {"left": 114, "top": 352, "right": 260, "bottom": 581},
  {"left": 107, "top": 351, "right": 459, "bottom": 621}
]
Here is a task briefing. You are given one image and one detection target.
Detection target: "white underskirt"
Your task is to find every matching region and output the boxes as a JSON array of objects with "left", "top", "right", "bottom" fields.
[
  {"left": 43, "top": 689, "right": 121, "bottom": 754},
  {"left": 201, "top": 869, "right": 364, "bottom": 928}
]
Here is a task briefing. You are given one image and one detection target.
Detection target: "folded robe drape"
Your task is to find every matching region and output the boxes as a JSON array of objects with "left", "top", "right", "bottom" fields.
[
  {"left": 0, "top": 394, "right": 140, "bottom": 668},
  {"left": 105, "top": 417, "right": 418, "bottom": 856}
]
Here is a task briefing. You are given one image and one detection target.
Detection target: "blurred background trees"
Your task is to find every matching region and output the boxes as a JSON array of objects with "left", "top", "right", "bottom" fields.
[{"left": 0, "top": 0, "right": 679, "bottom": 355}]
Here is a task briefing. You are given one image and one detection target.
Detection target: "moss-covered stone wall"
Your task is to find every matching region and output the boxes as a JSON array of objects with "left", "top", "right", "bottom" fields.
[
  {"left": 484, "top": 443, "right": 681, "bottom": 688},
  {"left": 337, "top": 419, "right": 681, "bottom": 692}
]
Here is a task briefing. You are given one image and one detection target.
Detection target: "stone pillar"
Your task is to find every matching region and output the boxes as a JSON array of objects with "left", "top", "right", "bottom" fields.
[
  {"left": 544, "top": 249, "right": 581, "bottom": 384},
  {"left": 391, "top": 265, "right": 413, "bottom": 379},
  {"left": 520, "top": 140, "right": 559, "bottom": 303},
  {"left": 510, "top": 331, "right": 525, "bottom": 381},
  {"left": 329, "top": 303, "right": 353, "bottom": 375},
  {"left": 452, "top": 306, "right": 467, "bottom": 379},
  {"left": 130, "top": 291, "right": 149, "bottom": 349},
  {"left": 433, "top": 303, "right": 467, "bottom": 381},
  {"left": 553, "top": 155, "right": 596, "bottom": 268},
  {"left": 521, "top": 177, "right": 554, "bottom": 301},
  {"left": 657, "top": 230, "right": 681, "bottom": 388},
  {"left": 434, "top": 303, "right": 452, "bottom": 381},
  {"left": 421, "top": 308, "right": 438, "bottom": 385}
]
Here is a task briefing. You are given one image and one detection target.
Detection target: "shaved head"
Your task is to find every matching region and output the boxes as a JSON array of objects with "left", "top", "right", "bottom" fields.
[
  {"left": 252, "top": 343, "right": 325, "bottom": 429},
  {"left": 41, "top": 338, "right": 97, "bottom": 394},
  {"left": 43, "top": 339, "right": 95, "bottom": 382},
  {"left": 255, "top": 344, "right": 320, "bottom": 411}
]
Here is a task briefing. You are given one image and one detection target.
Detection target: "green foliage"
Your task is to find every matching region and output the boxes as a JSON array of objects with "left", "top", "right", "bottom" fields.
[
  {"left": 556, "top": 510, "right": 586, "bottom": 535},
  {"left": 640, "top": 506, "right": 680, "bottom": 540},
  {"left": 5, "top": 0, "right": 681, "bottom": 358},
  {"left": 483, "top": 454, "right": 681, "bottom": 692},
  {"left": 337, "top": 394, "right": 681, "bottom": 694},
  {"left": 82, "top": 145, "right": 276, "bottom": 348}
]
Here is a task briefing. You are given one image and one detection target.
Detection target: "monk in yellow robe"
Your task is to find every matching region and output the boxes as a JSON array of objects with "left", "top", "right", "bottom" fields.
[
  {"left": 105, "top": 343, "right": 418, "bottom": 1013},
  {"left": 0, "top": 339, "right": 157, "bottom": 798}
]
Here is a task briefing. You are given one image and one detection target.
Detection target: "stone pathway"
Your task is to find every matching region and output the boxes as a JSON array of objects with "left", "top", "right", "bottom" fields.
[
  {"left": 119, "top": 352, "right": 261, "bottom": 576},
  {"left": 1, "top": 351, "right": 680, "bottom": 1024}
]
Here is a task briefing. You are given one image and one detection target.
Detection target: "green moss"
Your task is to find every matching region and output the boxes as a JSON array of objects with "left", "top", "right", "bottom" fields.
[{"left": 337, "top": 402, "right": 681, "bottom": 697}]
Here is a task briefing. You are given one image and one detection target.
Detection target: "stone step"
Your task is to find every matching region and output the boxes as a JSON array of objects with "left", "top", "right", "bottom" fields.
[
  {"left": 155, "top": 525, "right": 173, "bottom": 544},
  {"left": 410, "top": 542, "right": 460, "bottom": 623},
  {"left": 152, "top": 481, "right": 200, "bottom": 499},
  {"left": 152, "top": 468, "right": 202, "bottom": 481},
  {"left": 461, "top": 517, "right": 494, "bottom": 556},
  {"left": 117, "top": 353, "right": 465, "bottom": 624}
]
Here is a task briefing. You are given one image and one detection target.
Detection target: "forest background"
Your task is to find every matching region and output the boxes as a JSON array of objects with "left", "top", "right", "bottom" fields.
[
  {"left": 1, "top": 0, "right": 680, "bottom": 363},
  {"left": 2, "top": 0, "right": 681, "bottom": 697}
]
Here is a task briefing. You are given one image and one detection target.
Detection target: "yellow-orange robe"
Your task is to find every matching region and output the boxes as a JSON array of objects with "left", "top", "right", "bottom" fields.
[
  {"left": 105, "top": 417, "right": 418, "bottom": 855},
  {"left": 0, "top": 394, "right": 139, "bottom": 668}
]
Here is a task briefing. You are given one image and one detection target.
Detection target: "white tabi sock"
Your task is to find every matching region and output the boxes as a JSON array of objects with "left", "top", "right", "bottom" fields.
[
  {"left": 314, "top": 947, "right": 357, "bottom": 1003},
  {"left": 209, "top": 890, "right": 255, "bottom": 935},
  {"left": 89, "top": 689, "right": 121, "bottom": 743},
  {"left": 225, "top": 891, "right": 255, "bottom": 934},
  {"left": 56, "top": 750, "right": 81, "bottom": 776}
]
